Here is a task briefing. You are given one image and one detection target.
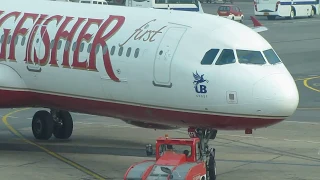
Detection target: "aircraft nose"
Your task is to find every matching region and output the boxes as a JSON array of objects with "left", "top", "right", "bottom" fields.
[{"left": 252, "top": 73, "right": 299, "bottom": 116}]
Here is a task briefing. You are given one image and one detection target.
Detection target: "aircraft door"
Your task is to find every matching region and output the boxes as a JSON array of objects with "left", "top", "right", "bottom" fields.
[
  {"left": 152, "top": 27, "right": 187, "bottom": 88},
  {"left": 26, "top": 24, "right": 47, "bottom": 73}
]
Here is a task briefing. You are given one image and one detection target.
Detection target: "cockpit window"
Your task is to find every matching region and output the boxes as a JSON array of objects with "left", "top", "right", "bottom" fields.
[
  {"left": 236, "top": 50, "right": 266, "bottom": 65},
  {"left": 201, "top": 49, "right": 220, "bottom": 65},
  {"left": 263, "top": 49, "right": 282, "bottom": 64},
  {"left": 215, "top": 49, "right": 236, "bottom": 65}
]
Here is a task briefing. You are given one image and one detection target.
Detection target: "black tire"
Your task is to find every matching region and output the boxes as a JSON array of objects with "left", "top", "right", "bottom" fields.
[
  {"left": 289, "top": 9, "right": 295, "bottom": 19},
  {"left": 32, "top": 110, "right": 54, "bottom": 140},
  {"left": 309, "top": 8, "right": 315, "bottom": 18},
  {"left": 209, "top": 130, "right": 218, "bottom": 139},
  {"left": 208, "top": 156, "right": 216, "bottom": 180},
  {"left": 240, "top": 16, "right": 243, "bottom": 23},
  {"left": 53, "top": 111, "right": 73, "bottom": 139}
]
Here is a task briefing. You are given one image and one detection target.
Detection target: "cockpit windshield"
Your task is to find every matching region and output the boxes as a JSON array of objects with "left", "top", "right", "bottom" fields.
[
  {"left": 263, "top": 49, "right": 282, "bottom": 64},
  {"left": 236, "top": 50, "right": 266, "bottom": 65},
  {"left": 215, "top": 49, "right": 236, "bottom": 65},
  {"left": 146, "top": 165, "right": 175, "bottom": 180}
]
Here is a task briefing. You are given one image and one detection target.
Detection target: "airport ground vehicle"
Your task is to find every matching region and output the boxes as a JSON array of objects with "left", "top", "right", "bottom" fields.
[
  {"left": 124, "top": 134, "right": 217, "bottom": 180},
  {"left": 217, "top": 5, "right": 244, "bottom": 22},
  {"left": 125, "top": 0, "right": 204, "bottom": 13},
  {"left": 254, "top": 0, "right": 320, "bottom": 20}
]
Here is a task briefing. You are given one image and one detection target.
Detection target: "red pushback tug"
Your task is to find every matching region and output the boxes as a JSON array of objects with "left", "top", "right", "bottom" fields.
[{"left": 124, "top": 134, "right": 216, "bottom": 180}]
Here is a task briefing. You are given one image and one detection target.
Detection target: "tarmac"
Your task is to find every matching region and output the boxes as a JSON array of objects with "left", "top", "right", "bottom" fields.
[{"left": 1, "top": 2, "right": 320, "bottom": 180}]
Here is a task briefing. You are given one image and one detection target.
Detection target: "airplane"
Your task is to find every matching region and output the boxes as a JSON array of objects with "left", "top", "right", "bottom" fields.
[{"left": 0, "top": 0, "right": 298, "bottom": 175}]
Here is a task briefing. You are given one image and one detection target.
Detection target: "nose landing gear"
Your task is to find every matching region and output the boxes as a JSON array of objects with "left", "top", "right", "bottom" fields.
[{"left": 188, "top": 127, "right": 217, "bottom": 180}]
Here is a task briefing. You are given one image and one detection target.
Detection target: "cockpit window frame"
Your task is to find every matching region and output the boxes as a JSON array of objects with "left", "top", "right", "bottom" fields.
[
  {"left": 201, "top": 48, "right": 220, "bottom": 65},
  {"left": 262, "top": 49, "right": 282, "bottom": 65},
  {"left": 214, "top": 49, "right": 237, "bottom": 65},
  {"left": 236, "top": 49, "right": 267, "bottom": 65}
]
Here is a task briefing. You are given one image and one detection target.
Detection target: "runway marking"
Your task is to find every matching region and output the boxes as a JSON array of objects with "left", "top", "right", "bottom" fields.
[
  {"left": 0, "top": 115, "right": 18, "bottom": 119},
  {"left": 303, "top": 76, "right": 320, "bottom": 93},
  {"left": 297, "top": 107, "right": 320, "bottom": 110},
  {"left": 284, "top": 121, "right": 319, "bottom": 125},
  {"left": 259, "top": 19, "right": 320, "bottom": 26},
  {"left": 293, "top": 76, "right": 320, "bottom": 110},
  {"left": 176, "top": 129, "right": 320, "bottom": 145},
  {"left": 71, "top": 123, "right": 320, "bottom": 144},
  {"left": 295, "top": 78, "right": 306, "bottom": 81},
  {"left": 283, "top": 139, "right": 302, "bottom": 142},
  {"left": 2, "top": 108, "right": 108, "bottom": 180}
]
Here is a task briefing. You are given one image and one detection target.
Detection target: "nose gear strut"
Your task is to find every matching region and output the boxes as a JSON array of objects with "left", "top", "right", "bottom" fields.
[{"left": 188, "top": 127, "right": 217, "bottom": 180}]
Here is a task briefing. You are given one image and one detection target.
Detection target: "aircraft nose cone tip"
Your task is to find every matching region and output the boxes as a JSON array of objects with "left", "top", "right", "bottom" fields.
[{"left": 252, "top": 73, "right": 299, "bottom": 116}]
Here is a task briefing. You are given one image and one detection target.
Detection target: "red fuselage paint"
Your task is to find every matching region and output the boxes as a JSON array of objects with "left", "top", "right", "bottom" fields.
[{"left": 0, "top": 10, "right": 125, "bottom": 82}]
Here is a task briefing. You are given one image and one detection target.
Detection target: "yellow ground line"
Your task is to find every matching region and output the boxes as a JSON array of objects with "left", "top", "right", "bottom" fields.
[
  {"left": 2, "top": 108, "right": 106, "bottom": 180},
  {"left": 303, "top": 76, "right": 320, "bottom": 93}
]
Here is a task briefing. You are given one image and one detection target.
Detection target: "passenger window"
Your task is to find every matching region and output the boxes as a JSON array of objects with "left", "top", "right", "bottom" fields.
[
  {"left": 218, "top": 6, "right": 230, "bottom": 11},
  {"left": 263, "top": 49, "right": 282, "bottom": 64},
  {"left": 72, "top": 42, "right": 76, "bottom": 51},
  {"left": 14, "top": 36, "right": 18, "bottom": 45},
  {"left": 103, "top": 45, "right": 108, "bottom": 55},
  {"left": 215, "top": 49, "right": 235, "bottom": 65},
  {"left": 50, "top": 40, "right": 55, "bottom": 49},
  {"left": 7, "top": 35, "right": 11, "bottom": 44},
  {"left": 0, "top": 34, "right": 3, "bottom": 43},
  {"left": 87, "top": 43, "right": 92, "bottom": 53},
  {"left": 95, "top": 44, "right": 100, "bottom": 54},
  {"left": 134, "top": 48, "right": 140, "bottom": 58},
  {"left": 118, "top": 47, "right": 123, "bottom": 56},
  {"left": 65, "top": 41, "right": 70, "bottom": 51},
  {"left": 126, "top": 47, "right": 132, "bottom": 57},
  {"left": 21, "top": 36, "right": 26, "bottom": 46},
  {"left": 237, "top": 50, "right": 266, "bottom": 65},
  {"left": 57, "top": 40, "right": 62, "bottom": 49},
  {"left": 111, "top": 46, "right": 115, "bottom": 55},
  {"left": 201, "top": 49, "right": 220, "bottom": 65},
  {"left": 80, "top": 42, "right": 84, "bottom": 52}
]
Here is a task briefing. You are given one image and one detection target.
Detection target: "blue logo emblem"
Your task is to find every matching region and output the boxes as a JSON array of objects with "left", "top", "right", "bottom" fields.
[{"left": 193, "top": 71, "right": 209, "bottom": 94}]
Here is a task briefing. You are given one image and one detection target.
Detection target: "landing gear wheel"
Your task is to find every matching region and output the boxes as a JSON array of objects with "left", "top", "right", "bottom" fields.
[
  {"left": 52, "top": 111, "right": 73, "bottom": 139},
  {"left": 32, "top": 110, "right": 54, "bottom": 140},
  {"left": 208, "top": 152, "right": 217, "bottom": 180}
]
